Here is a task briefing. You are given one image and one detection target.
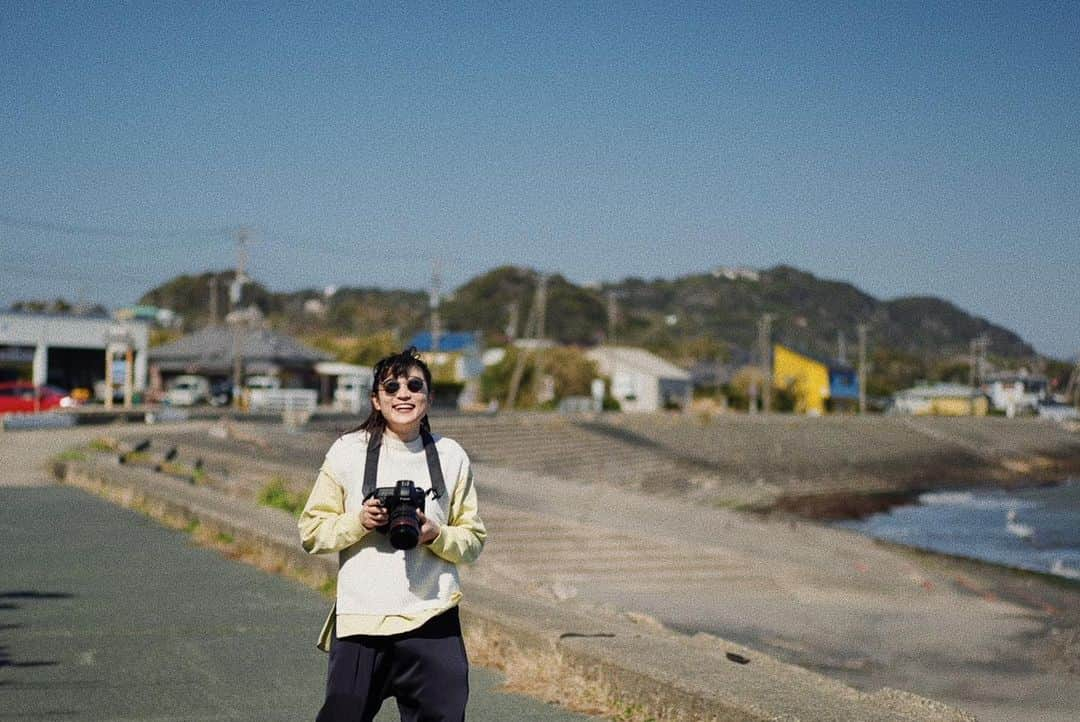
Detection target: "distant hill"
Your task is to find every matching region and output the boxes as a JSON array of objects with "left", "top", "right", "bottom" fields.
[
  {"left": 606, "top": 265, "right": 1033, "bottom": 361},
  {"left": 138, "top": 264, "right": 1039, "bottom": 388},
  {"left": 138, "top": 271, "right": 427, "bottom": 338}
]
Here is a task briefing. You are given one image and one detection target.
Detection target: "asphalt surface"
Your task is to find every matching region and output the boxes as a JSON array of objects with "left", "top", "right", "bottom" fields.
[{"left": 0, "top": 431, "right": 596, "bottom": 721}]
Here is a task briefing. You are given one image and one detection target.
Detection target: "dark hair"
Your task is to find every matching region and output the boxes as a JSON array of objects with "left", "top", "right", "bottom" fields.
[{"left": 353, "top": 347, "right": 433, "bottom": 436}]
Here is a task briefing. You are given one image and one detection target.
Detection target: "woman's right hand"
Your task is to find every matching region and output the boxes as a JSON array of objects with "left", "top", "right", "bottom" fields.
[{"left": 361, "top": 497, "right": 387, "bottom": 531}]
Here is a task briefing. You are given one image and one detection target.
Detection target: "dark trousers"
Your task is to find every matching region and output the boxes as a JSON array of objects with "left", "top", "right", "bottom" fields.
[{"left": 316, "top": 607, "right": 469, "bottom": 722}]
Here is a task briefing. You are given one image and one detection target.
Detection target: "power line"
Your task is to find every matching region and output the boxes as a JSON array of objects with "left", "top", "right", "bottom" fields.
[
  {"left": 0, "top": 261, "right": 160, "bottom": 286},
  {"left": 0, "top": 214, "right": 238, "bottom": 241}
]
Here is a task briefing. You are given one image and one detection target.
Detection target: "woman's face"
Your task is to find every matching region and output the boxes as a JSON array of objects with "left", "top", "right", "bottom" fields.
[{"left": 371, "top": 365, "right": 430, "bottom": 439}]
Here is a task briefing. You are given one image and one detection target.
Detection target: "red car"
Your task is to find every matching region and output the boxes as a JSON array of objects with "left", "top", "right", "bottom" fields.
[{"left": 0, "top": 382, "right": 76, "bottom": 413}]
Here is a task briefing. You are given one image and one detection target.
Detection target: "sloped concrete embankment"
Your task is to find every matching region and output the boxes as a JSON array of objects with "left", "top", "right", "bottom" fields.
[
  {"left": 428, "top": 414, "right": 1080, "bottom": 516},
  {"left": 54, "top": 455, "right": 974, "bottom": 722}
]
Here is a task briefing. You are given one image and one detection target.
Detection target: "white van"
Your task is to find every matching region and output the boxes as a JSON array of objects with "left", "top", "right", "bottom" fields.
[
  {"left": 165, "top": 375, "right": 210, "bottom": 406},
  {"left": 245, "top": 375, "right": 281, "bottom": 391},
  {"left": 335, "top": 374, "right": 372, "bottom": 415}
]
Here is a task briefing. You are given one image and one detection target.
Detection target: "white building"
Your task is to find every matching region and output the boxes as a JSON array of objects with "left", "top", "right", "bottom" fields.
[
  {"left": 711, "top": 266, "right": 760, "bottom": 282},
  {"left": 314, "top": 361, "right": 373, "bottom": 414},
  {"left": 982, "top": 371, "right": 1048, "bottom": 417},
  {"left": 0, "top": 312, "right": 150, "bottom": 393},
  {"left": 585, "top": 346, "right": 693, "bottom": 412}
]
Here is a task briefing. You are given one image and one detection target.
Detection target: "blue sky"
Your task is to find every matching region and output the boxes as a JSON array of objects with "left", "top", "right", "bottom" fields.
[{"left": 1, "top": 1, "right": 1077, "bottom": 358}]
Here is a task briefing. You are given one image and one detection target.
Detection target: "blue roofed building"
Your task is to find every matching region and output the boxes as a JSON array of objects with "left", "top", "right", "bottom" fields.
[
  {"left": 408, "top": 331, "right": 480, "bottom": 354},
  {"left": 405, "top": 331, "right": 484, "bottom": 401}
]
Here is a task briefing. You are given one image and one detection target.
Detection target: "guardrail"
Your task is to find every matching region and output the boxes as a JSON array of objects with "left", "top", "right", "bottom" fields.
[
  {"left": 247, "top": 389, "right": 318, "bottom": 413},
  {"left": 248, "top": 389, "right": 319, "bottom": 430}
]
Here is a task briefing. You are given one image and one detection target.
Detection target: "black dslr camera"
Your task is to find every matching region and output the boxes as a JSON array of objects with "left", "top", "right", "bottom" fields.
[{"left": 365, "top": 480, "right": 427, "bottom": 550}]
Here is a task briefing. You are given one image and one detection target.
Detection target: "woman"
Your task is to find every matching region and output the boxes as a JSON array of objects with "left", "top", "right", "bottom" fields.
[{"left": 299, "top": 347, "right": 486, "bottom": 722}]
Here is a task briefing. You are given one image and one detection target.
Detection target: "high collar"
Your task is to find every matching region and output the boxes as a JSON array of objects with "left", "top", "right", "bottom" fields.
[{"left": 379, "top": 429, "right": 424, "bottom": 452}]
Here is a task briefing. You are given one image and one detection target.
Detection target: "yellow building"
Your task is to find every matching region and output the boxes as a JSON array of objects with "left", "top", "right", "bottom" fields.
[{"left": 772, "top": 345, "right": 832, "bottom": 415}]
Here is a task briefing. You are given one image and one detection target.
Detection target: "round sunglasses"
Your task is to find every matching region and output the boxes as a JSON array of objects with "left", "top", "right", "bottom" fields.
[{"left": 380, "top": 377, "right": 426, "bottom": 395}]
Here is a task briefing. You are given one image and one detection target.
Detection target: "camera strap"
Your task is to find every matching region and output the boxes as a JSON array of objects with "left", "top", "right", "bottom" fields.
[{"left": 361, "top": 428, "right": 448, "bottom": 500}]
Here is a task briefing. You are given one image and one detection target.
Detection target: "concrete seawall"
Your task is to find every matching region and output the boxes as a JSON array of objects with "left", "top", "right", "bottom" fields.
[
  {"left": 424, "top": 413, "right": 1080, "bottom": 516},
  {"left": 54, "top": 454, "right": 976, "bottom": 722}
]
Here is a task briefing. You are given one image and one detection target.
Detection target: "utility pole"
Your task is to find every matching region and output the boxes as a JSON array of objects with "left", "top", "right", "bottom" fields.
[
  {"left": 535, "top": 273, "right": 548, "bottom": 341},
  {"left": 607, "top": 290, "right": 618, "bottom": 344},
  {"left": 968, "top": 334, "right": 989, "bottom": 387},
  {"left": 1066, "top": 355, "right": 1080, "bottom": 409},
  {"left": 977, "top": 334, "right": 989, "bottom": 386},
  {"left": 757, "top": 313, "right": 774, "bottom": 413},
  {"left": 230, "top": 228, "right": 249, "bottom": 408},
  {"left": 209, "top": 275, "right": 218, "bottom": 325},
  {"left": 429, "top": 260, "right": 442, "bottom": 352},
  {"left": 837, "top": 330, "right": 848, "bottom": 364},
  {"left": 968, "top": 338, "right": 977, "bottom": 416},
  {"left": 505, "top": 273, "right": 545, "bottom": 410},
  {"left": 968, "top": 334, "right": 989, "bottom": 415},
  {"left": 505, "top": 302, "right": 519, "bottom": 343},
  {"left": 857, "top": 323, "right": 868, "bottom": 414}
]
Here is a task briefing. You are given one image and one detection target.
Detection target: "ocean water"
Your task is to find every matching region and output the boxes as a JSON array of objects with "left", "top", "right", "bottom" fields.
[{"left": 836, "top": 480, "right": 1080, "bottom": 580}]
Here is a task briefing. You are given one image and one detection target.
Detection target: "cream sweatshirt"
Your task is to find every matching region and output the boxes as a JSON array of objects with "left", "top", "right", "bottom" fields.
[{"left": 298, "top": 429, "right": 486, "bottom": 650}]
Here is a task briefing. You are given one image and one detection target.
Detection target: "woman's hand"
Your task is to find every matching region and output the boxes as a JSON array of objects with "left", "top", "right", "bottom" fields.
[
  {"left": 360, "top": 497, "right": 387, "bottom": 531},
  {"left": 417, "top": 510, "right": 441, "bottom": 545}
]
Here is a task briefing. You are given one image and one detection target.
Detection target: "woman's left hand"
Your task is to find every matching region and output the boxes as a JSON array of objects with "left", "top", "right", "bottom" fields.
[{"left": 416, "top": 510, "right": 441, "bottom": 545}]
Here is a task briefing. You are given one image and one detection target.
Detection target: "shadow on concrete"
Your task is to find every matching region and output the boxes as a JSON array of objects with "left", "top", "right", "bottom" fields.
[
  {"left": 0, "top": 590, "right": 75, "bottom": 611},
  {"left": 0, "top": 590, "right": 72, "bottom": 672},
  {"left": 0, "top": 644, "right": 60, "bottom": 670},
  {"left": 0, "top": 590, "right": 76, "bottom": 600}
]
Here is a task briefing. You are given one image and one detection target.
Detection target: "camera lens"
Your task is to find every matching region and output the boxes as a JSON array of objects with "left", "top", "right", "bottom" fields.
[{"left": 388, "top": 514, "right": 420, "bottom": 550}]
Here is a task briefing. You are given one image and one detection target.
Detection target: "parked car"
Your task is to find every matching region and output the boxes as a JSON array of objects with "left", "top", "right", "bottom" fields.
[
  {"left": 334, "top": 373, "right": 372, "bottom": 414},
  {"left": 1038, "top": 400, "right": 1080, "bottom": 422},
  {"left": 164, "top": 375, "right": 210, "bottom": 406},
  {"left": 0, "top": 381, "right": 77, "bottom": 413}
]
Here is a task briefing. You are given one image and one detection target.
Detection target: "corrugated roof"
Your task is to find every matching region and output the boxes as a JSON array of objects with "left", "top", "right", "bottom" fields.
[
  {"left": 149, "top": 325, "right": 332, "bottom": 368},
  {"left": 586, "top": 346, "right": 691, "bottom": 380}
]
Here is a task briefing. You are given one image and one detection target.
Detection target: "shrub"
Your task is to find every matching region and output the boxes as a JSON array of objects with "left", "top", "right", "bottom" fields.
[{"left": 258, "top": 477, "right": 306, "bottom": 516}]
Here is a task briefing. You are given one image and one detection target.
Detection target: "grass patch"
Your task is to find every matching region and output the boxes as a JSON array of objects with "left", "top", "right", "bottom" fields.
[
  {"left": 55, "top": 449, "right": 86, "bottom": 462},
  {"left": 258, "top": 476, "right": 306, "bottom": 516},
  {"left": 88, "top": 438, "right": 115, "bottom": 452},
  {"left": 215, "top": 531, "right": 235, "bottom": 545}
]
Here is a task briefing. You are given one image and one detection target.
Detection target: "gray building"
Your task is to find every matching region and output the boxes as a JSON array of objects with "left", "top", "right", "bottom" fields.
[
  {"left": 148, "top": 325, "right": 332, "bottom": 390},
  {"left": 0, "top": 311, "right": 150, "bottom": 392}
]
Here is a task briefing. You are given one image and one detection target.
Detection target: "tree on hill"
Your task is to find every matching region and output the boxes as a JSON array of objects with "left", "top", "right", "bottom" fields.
[
  {"left": 440, "top": 266, "right": 534, "bottom": 343},
  {"left": 138, "top": 270, "right": 281, "bottom": 330},
  {"left": 319, "top": 287, "right": 426, "bottom": 337},
  {"left": 441, "top": 266, "right": 606, "bottom": 344},
  {"left": 9, "top": 298, "right": 106, "bottom": 316},
  {"left": 878, "top": 297, "right": 1031, "bottom": 358}
]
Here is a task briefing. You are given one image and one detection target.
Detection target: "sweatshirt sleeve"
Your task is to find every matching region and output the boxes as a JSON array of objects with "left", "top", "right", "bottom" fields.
[
  {"left": 298, "top": 460, "right": 368, "bottom": 555},
  {"left": 425, "top": 458, "right": 486, "bottom": 564}
]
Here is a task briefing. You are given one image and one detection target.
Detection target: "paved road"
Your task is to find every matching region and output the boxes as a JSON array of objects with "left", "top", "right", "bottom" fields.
[{"left": 0, "top": 429, "right": 596, "bottom": 721}]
